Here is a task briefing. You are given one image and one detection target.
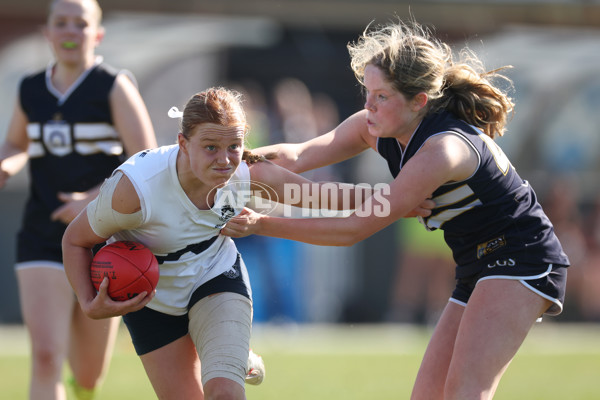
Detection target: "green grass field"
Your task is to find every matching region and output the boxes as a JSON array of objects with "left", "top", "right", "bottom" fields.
[{"left": 1, "top": 322, "right": 599, "bottom": 399}]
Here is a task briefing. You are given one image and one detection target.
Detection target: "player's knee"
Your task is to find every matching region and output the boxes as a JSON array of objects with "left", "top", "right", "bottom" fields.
[
  {"left": 31, "top": 346, "right": 63, "bottom": 378},
  {"left": 204, "top": 377, "right": 244, "bottom": 400},
  {"left": 71, "top": 371, "right": 102, "bottom": 390},
  {"left": 444, "top": 373, "right": 495, "bottom": 400}
]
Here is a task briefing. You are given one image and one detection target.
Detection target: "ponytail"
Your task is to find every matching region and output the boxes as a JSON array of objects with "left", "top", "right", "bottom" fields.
[
  {"left": 433, "top": 50, "right": 515, "bottom": 139},
  {"left": 242, "top": 150, "right": 278, "bottom": 164}
]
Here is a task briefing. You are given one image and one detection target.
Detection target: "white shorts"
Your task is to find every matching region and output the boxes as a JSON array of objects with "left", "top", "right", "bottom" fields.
[{"left": 15, "top": 260, "right": 64, "bottom": 271}]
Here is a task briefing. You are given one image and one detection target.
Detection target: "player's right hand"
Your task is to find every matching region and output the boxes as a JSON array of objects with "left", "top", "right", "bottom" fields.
[
  {"left": 405, "top": 198, "right": 435, "bottom": 218},
  {"left": 221, "top": 207, "right": 264, "bottom": 238},
  {"left": 83, "top": 277, "right": 154, "bottom": 319}
]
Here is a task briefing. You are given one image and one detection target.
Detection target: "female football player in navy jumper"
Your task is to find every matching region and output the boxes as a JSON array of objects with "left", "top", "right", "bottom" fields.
[
  {"left": 222, "top": 20, "right": 570, "bottom": 399},
  {"left": 0, "top": 0, "right": 157, "bottom": 399}
]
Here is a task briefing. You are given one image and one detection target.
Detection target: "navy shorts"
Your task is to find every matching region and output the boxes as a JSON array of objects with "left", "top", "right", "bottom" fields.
[
  {"left": 17, "top": 230, "right": 63, "bottom": 264},
  {"left": 16, "top": 229, "right": 105, "bottom": 266},
  {"left": 451, "top": 263, "right": 568, "bottom": 316},
  {"left": 122, "top": 255, "right": 250, "bottom": 356}
]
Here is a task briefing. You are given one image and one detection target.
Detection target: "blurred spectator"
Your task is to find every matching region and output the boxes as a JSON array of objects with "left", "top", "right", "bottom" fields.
[
  {"left": 231, "top": 78, "right": 341, "bottom": 322},
  {"left": 272, "top": 77, "right": 318, "bottom": 143},
  {"left": 579, "top": 193, "right": 600, "bottom": 321},
  {"left": 230, "top": 79, "right": 303, "bottom": 322},
  {"left": 271, "top": 77, "right": 340, "bottom": 182},
  {"left": 312, "top": 92, "right": 340, "bottom": 135},
  {"left": 387, "top": 218, "right": 455, "bottom": 324},
  {"left": 541, "top": 176, "right": 587, "bottom": 320},
  {"left": 230, "top": 79, "right": 270, "bottom": 150}
]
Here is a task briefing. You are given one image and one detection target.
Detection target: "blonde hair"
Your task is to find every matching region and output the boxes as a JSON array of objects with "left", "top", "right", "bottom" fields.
[{"left": 348, "top": 20, "right": 514, "bottom": 138}]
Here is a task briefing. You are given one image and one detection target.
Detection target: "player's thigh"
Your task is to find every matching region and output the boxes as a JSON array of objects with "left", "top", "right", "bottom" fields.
[
  {"left": 139, "top": 334, "right": 203, "bottom": 399},
  {"left": 448, "top": 279, "right": 550, "bottom": 393},
  {"left": 16, "top": 265, "right": 74, "bottom": 351}
]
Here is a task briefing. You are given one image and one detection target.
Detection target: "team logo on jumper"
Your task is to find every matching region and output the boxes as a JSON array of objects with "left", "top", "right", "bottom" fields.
[
  {"left": 43, "top": 120, "right": 72, "bottom": 157},
  {"left": 223, "top": 260, "right": 241, "bottom": 279},
  {"left": 477, "top": 235, "right": 506, "bottom": 259},
  {"left": 208, "top": 180, "right": 280, "bottom": 218},
  {"left": 219, "top": 205, "right": 236, "bottom": 222}
]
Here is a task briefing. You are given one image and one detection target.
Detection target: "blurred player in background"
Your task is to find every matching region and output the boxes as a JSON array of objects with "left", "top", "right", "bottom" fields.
[
  {"left": 388, "top": 217, "right": 454, "bottom": 325},
  {"left": 222, "top": 19, "right": 570, "bottom": 400},
  {"left": 0, "top": 0, "right": 157, "bottom": 398}
]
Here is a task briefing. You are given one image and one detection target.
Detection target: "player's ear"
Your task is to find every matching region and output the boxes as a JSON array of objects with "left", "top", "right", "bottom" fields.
[
  {"left": 411, "top": 92, "right": 428, "bottom": 112},
  {"left": 42, "top": 25, "right": 50, "bottom": 42},
  {"left": 94, "top": 26, "right": 105, "bottom": 47},
  {"left": 177, "top": 133, "right": 188, "bottom": 154}
]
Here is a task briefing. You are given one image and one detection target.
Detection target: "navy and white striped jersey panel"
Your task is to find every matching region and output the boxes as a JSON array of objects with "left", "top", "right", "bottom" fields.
[
  {"left": 377, "top": 110, "right": 569, "bottom": 272},
  {"left": 26, "top": 121, "right": 122, "bottom": 158}
]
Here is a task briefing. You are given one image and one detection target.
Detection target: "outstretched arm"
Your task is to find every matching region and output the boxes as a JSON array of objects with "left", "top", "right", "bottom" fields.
[
  {"left": 255, "top": 110, "right": 373, "bottom": 173},
  {"left": 248, "top": 159, "right": 376, "bottom": 211},
  {"left": 227, "top": 156, "right": 435, "bottom": 245},
  {"left": 251, "top": 109, "right": 434, "bottom": 217},
  {"left": 225, "top": 133, "right": 477, "bottom": 245}
]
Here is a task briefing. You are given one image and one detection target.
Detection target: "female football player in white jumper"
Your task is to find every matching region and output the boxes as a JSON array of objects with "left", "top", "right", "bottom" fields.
[{"left": 62, "top": 87, "right": 430, "bottom": 399}]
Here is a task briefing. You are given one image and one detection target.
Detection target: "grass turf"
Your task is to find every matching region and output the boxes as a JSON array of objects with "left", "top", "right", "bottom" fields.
[{"left": 1, "top": 323, "right": 599, "bottom": 399}]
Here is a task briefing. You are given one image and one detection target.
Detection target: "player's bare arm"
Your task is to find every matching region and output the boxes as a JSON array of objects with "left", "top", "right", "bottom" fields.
[
  {"left": 110, "top": 73, "right": 158, "bottom": 154},
  {"left": 0, "top": 100, "right": 30, "bottom": 188},
  {"left": 224, "top": 134, "right": 475, "bottom": 246},
  {"left": 62, "top": 173, "right": 151, "bottom": 319},
  {"left": 254, "top": 110, "right": 372, "bottom": 173},
  {"left": 248, "top": 159, "right": 370, "bottom": 210}
]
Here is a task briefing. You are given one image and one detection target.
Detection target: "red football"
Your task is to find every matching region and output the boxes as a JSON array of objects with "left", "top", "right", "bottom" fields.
[{"left": 90, "top": 241, "right": 159, "bottom": 301}]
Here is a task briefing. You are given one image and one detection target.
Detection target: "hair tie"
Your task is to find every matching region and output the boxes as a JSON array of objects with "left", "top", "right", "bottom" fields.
[{"left": 168, "top": 107, "right": 183, "bottom": 119}]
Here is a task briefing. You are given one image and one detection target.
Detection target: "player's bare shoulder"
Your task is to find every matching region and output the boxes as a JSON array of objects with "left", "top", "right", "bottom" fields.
[
  {"left": 422, "top": 133, "right": 478, "bottom": 182},
  {"left": 112, "top": 172, "right": 142, "bottom": 214}
]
